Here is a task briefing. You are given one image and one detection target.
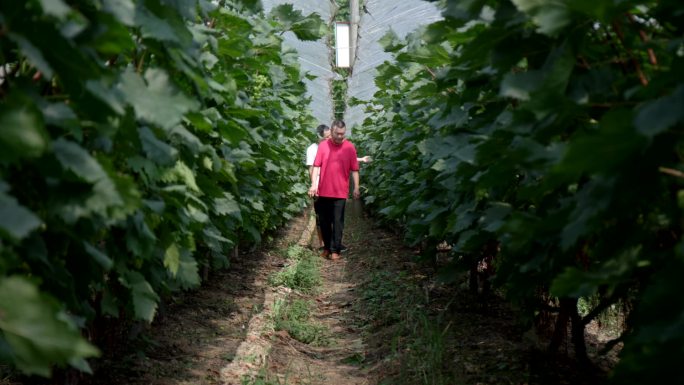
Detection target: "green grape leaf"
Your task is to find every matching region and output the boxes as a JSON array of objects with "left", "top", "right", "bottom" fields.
[
  {"left": 551, "top": 247, "right": 644, "bottom": 297},
  {"left": 554, "top": 109, "right": 646, "bottom": 177},
  {"left": 0, "top": 101, "right": 49, "bottom": 163},
  {"left": 52, "top": 139, "right": 107, "bottom": 183},
  {"left": 269, "top": 4, "right": 326, "bottom": 41},
  {"left": 634, "top": 85, "right": 684, "bottom": 138},
  {"left": 290, "top": 15, "right": 327, "bottom": 41},
  {"left": 164, "top": 243, "right": 181, "bottom": 276},
  {"left": 7, "top": 33, "right": 54, "bottom": 78},
  {"left": 0, "top": 191, "right": 42, "bottom": 241},
  {"left": 510, "top": 0, "right": 571, "bottom": 36},
  {"left": 428, "top": 105, "right": 468, "bottom": 129},
  {"left": 118, "top": 68, "right": 199, "bottom": 130},
  {"left": 480, "top": 202, "right": 512, "bottom": 232},
  {"left": 159, "top": 161, "right": 199, "bottom": 191},
  {"left": 102, "top": 0, "right": 135, "bottom": 26},
  {"left": 136, "top": 5, "right": 187, "bottom": 44},
  {"left": 100, "top": 288, "right": 119, "bottom": 317},
  {"left": 177, "top": 254, "right": 201, "bottom": 289},
  {"left": 164, "top": 0, "right": 197, "bottom": 20},
  {"left": 560, "top": 177, "right": 611, "bottom": 250},
  {"left": 379, "top": 29, "right": 406, "bottom": 52},
  {"left": 38, "top": 0, "right": 71, "bottom": 19},
  {"left": 549, "top": 267, "right": 598, "bottom": 298},
  {"left": 139, "top": 127, "right": 178, "bottom": 166},
  {"left": 83, "top": 242, "right": 114, "bottom": 270},
  {"left": 85, "top": 79, "right": 126, "bottom": 115},
  {"left": 121, "top": 272, "right": 159, "bottom": 322},
  {"left": 214, "top": 193, "right": 242, "bottom": 219},
  {"left": 203, "top": 226, "right": 233, "bottom": 252},
  {"left": 500, "top": 71, "right": 544, "bottom": 101},
  {"left": 441, "top": 0, "right": 487, "bottom": 23},
  {"left": 0, "top": 277, "right": 100, "bottom": 377},
  {"left": 51, "top": 141, "right": 128, "bottom": 222},
  {"left": 232, "top": 0, "right": 263, "bottom": 14}
]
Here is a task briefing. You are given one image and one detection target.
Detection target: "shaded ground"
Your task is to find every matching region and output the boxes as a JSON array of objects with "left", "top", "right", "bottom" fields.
[
  {"left": 345, "top": 201, "right": 616, "bottom": 385},
  {"left": 22, "top": 201, "right": 618, "bottom": 385},
  {"left": 271, "top": 200, "right": 531, "bottom": 385},
  {"left": 340, "top": 201, "right": 533, "bottom": 385},
  {"left": 80, "top": 210, "right": 311, "bottom": 385}
]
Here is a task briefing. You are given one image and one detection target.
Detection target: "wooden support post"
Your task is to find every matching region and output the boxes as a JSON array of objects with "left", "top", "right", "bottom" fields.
[{"left": 350, "top": 0, "right": 359, "bottom": 68}]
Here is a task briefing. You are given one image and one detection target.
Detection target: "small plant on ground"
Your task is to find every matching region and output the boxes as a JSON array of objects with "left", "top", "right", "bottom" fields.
[
  {"left": 356, "top": 266, "right": 459, "bottom": 385},
  {"left": 272, "top": 299, "right": 329, "bottom": 346},
  {"left": 359, "top": 271, "right": 420, "bottom": 327},
  {"left": 241, "top": 367, "right": 287, "bottom": 385},
  {"left": 341, "top": 352, "right": 365, "bottom": 366},
  {"left": 269, "top": 246, "right": 321, "bottom": 293},
  {"left": 284, "top": 245, "right": 307, "bottom": 261},
  {"left": 400, "top": 314, "right": 456, "bottom": 385},
  {"left": 578, "top": 295, "right": 625, "bottom": 338}
]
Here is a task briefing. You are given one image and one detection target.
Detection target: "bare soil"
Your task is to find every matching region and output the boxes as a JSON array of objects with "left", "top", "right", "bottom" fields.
[
  {"left": 33, "top": 201, "right": 618, "bottom": 385},
  {"left": 78, "top": 209, "right": 311, "bottom": 385}
]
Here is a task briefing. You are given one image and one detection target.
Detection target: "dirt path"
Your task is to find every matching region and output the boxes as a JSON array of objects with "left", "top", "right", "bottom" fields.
[
  {"left": 262, "top": 228, "right": 369, "bottom": 385},
  {"left": 83, "top": 200, "right": 612, "bottom": 385}
]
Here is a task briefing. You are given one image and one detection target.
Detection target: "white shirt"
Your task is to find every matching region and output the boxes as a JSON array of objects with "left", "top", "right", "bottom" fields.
[{"left": 305, "top": 142, "right": 318, "bottom": 166}]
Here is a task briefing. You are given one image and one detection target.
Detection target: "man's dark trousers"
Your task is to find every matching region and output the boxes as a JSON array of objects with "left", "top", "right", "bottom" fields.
[{"left": 318, "top": 197, "right": 346, "bottom": 253}]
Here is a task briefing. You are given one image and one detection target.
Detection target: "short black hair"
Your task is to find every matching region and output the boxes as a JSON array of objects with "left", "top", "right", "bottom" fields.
[
  {"left": 331, "top": 120, "right": 345, "bottom": 130},
  {"left": 316, "top": 124, "right": 330, "bottom": 137}
]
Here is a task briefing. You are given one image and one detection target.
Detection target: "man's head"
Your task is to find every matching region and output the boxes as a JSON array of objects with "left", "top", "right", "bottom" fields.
[
  {"left": 330, "top": 120, "right": 346, "bottom": 145},
  {"left": 316, "top": 124, "right": 330, "bottom": 139}
]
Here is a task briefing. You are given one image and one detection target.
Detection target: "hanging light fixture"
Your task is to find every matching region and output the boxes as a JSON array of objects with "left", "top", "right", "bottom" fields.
[{"left": 334, "top": 21, "right": 350, "bottom": 68}]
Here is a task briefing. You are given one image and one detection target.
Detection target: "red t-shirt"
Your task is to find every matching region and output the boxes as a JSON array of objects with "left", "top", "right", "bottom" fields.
[{"left": 313, "top": 139, "right": 359, "bottom": 199}]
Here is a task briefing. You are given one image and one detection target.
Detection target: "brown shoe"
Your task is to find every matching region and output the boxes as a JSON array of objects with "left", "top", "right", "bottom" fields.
[
  {"left": 330, "top": 252, "right": 341, "bottom": 261},
  {"left": 320, "top": 250, "right": 330, "bottom": 258}
]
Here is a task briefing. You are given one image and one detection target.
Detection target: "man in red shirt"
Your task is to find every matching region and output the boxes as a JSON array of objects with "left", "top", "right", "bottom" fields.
[{"left": 308, "top": 120, "right": 360, "bottom": 261}]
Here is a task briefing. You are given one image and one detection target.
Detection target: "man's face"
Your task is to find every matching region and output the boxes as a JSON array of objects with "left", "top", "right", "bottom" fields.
[
  {"left": 323, "top": 129, "right": 331, "bottom": 139},
  {"left": 331, "top": 127, "right": 346, "bottom": 145}
]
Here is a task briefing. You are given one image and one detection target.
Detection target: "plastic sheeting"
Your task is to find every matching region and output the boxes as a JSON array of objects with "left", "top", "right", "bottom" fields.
[
  {"left": 346, "top": 0, "right": 443, "bottom": 131},
  {"left": 262, "top": 0, "right": 335, "bottom": 127}
]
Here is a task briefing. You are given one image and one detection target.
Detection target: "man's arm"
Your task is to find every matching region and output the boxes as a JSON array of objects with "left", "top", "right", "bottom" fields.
[
  {"left": 308, "top": 166, "right": 320, "bottom": 197},
  {"left": 352, "top": 170, "right": 360, "bottom": 199}
]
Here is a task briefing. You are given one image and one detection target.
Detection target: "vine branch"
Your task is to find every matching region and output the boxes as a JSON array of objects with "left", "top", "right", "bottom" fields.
[
  {"left": 611, "top": 19, "right": 649, "bottom": 86},
  {"left": 659, "top": 167, "right": 684, "bottom": 179}
]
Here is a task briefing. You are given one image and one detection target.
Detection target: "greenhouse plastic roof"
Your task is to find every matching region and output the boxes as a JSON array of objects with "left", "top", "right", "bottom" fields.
[
  {"left": 260, "top": 0, "right": 442, "bottom": 134},
  {"left": 346, "top": 0, "right": 443, "bottom": 131},
  {"left": 262, "top": 0, "right": 335, "bottom": 127}
]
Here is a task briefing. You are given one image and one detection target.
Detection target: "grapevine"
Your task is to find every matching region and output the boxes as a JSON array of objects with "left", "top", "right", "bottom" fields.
[
  {"left": 356, "top": 1, "right": 684, "bottom": 383},
  {"left": 0, "top": 0, "right": 325, "bottom": 377}
]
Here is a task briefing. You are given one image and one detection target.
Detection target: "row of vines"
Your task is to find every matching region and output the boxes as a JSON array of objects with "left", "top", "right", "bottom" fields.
[
  {"left": 356, "top": 0, "right": 683, "bottom": 383},
  {"left": 0, "top": 0, "right": 326, "bottom": 378}
]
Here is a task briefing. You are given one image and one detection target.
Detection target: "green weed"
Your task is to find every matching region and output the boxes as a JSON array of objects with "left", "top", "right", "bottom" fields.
[
  {"left": 284, "top": 245, "right": 307, "bottom": 261},
  {"left": 578, "top": 295, "right": 624, "bottom": 338},
  {"left": 241, "top": 367, "right": 287, "bottom": 385},
  {"left": 269, "top": 246, "right": 321, "bottom": 293},
  {"left": 272, "top": 299, "right": 329, "bottom": 346},
  {"left": 357, "top": 268, "right": 458, "bottom": 385},
  {"left": 400, "top": 314, "right": 457, "bottom": 385},
  {"left": 359, "top": 271, "right": 418, "bottom": 327},
  {"left": 241, "top": 364, "right": 323, "bottom": 385},
  {"left": 341, "top": 352, "right": 365, "bottom": 366}
]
